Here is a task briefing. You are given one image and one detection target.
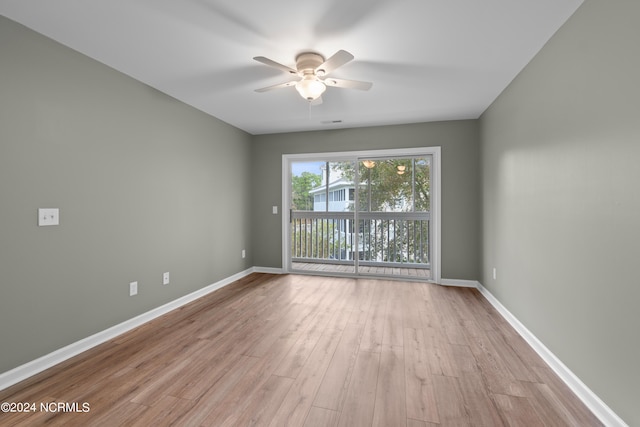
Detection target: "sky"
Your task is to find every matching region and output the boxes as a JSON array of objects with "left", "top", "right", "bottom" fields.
[{"left": 291, "top": 161, "right": 325, "bottom": 177}]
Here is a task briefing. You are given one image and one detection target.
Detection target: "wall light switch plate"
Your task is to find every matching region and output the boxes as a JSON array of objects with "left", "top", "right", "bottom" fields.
[
  {"left": 38, "top": 208, "right": 59, "bottom": 226},
  {"left": 163, "top": 272, "right": 170, "bottom": 285},
  {"left": 272, "top": 206, "right": 278, "bottom": 214},
  {"left": 129, "top": 281, "right": 138, "bottom": 296}
]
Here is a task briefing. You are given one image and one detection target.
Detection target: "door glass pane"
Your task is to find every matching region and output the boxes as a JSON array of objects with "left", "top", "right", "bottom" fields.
[
  {"left": 290, "top": 160, "right": 355, "bottom": 274},
  {"left": 414, "top": 157, "right": 431, "bottom": 212},
  {"left": 326, "top": 161, "right": 356, "bottom": 212},
  {"left": 357, "top": 156, "right": 432, "bottom": 276},
  {"left": 325, "top": 161, "right": 356, "bottom": 265},
  {"left": 357, "top": 157, "right": 431, "bottom": 212},
  {"left": 291, "top": 161, "right": 324, "bottom": 211}
]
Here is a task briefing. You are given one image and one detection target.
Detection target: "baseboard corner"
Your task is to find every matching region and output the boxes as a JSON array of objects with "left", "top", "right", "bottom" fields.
[
  {"left": 251, "top": 266, "right": 285, "bottom": 274},
  {"left": 476, "top": 282, "right": 628, "bottom": 427},
  {"left": 440, "top": 278, "right": 480, "bottom": 288}
]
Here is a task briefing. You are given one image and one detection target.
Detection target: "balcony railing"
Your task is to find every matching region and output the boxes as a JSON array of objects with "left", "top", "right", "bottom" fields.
[{"left": 291, "top": 211, "right": 430, "bottom": 269}]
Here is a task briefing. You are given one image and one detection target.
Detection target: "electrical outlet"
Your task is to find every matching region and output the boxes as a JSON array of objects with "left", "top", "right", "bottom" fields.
[
  {"left": 38, "top": 208, "right": 60, "bottom": 226},
  {"left": 163, "top": 272, "right": 170, "bottom": 285},
  {"left": 493, "top": 268, "right": 497, "bottom": 280},
  {"left": 129, "top": 281, "right": 138, "bottom": 296},
  {"left": 241, "top": 249, "right": 246, "bottom": 259}
]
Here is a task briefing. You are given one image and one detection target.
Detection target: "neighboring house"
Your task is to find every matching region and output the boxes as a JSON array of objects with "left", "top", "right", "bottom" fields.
[{"left": 309, "top": 164, "right": 354, "bottom": 212}]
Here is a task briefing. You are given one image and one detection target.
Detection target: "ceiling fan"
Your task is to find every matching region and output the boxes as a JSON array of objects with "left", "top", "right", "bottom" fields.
[{"left": 253, "top": 50, "right": 373, "bottom": 102}]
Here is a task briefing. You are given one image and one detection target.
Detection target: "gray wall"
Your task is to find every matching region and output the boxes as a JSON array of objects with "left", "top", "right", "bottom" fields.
[
  {"left": 251, "top": 121, "right": 481, "bottom": 281},
  {"left": 479, "top": 1, "right": 639, "bottom": 424},
  {"left": 0, "top": 17, "right": 252, "bottom": 373}
]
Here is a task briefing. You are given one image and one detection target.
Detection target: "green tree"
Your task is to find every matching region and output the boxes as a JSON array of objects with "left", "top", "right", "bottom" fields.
[
  {"left": 291, "top": 171, "right": 321, "bottom": 210},
  {"left": 333, "top": 158, "right": 430, "bottom": 212}
]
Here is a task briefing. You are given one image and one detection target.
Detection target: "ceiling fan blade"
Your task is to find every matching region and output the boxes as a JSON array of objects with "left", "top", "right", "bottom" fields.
[
  {"left": 316, "top": 50, "right": 354, "bottom": 75},
  {"left": 323, "top": 78, "right": 372, "bottom": 91},
  {"left": 253, "top": 56, "right": 298, "bottom": 75},
  {"left": 255, "top": 80, "right": 297, "bottom": 92}
]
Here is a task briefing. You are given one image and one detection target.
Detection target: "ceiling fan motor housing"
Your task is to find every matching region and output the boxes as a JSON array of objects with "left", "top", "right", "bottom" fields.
[{"left": 296, "top": 52, "right": 325, "bottom": 75}]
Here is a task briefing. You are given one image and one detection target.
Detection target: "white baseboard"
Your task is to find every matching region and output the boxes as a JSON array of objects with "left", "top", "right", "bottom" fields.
[
  {"left": 0, "top": 267, "right": 257, "bottom": 392},
  {"left": 440, "top": 278, "right": 481, "bottom": 288},
  {"left": 252, "top": 266, "right": 285, "bottom": 274},
  {"left": 476, "top": 282, "right": 628, "bottom": 427}
]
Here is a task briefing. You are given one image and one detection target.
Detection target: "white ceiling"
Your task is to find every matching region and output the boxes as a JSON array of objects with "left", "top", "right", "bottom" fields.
[{"left": 1, "top": 0, "right": 583, "bottom": 135}]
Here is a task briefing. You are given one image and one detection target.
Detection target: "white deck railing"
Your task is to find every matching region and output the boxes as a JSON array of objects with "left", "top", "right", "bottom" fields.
[{"left": 291, "top": 211, "right": 430, "bottom": 268}]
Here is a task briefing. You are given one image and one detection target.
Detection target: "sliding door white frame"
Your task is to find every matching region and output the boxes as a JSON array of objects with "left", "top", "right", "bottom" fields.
[{"left": 282, "top": 146, "right": 441, "bottom": 283}]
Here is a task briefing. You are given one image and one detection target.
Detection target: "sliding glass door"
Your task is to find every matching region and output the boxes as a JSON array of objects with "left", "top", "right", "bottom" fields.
[
  {"left": 290, "top": 160, "right": 356, "bottom": 275},
  {"left": 284, "top": 148, "right": 440, "bottom": 281},
  {"left": 357, "top": 156, "right": 432, "bottom": 278}
]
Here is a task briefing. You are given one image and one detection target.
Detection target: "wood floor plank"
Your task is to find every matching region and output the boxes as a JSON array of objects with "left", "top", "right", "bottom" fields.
[
  {"left": 128, "top": 395, "right": 196, "bottom": 427},
  {"left": 313, "top": 323, "right": 364, "bottom": 411},
  {"left": 485, "top": 329, "right": 540, "bottom": 383},
  {"left": 337, "top": 350, "right": 380, "bottom": 427},
  {"left": 82, "top": 401, "right": 147, "bottom": 427},
  {"left": 407, "top": 419, "right": 439, "bottom": 427},
  {"left": 172, "top": 355, "right": 260, "bottom": 426},
  {"left": 372, "top": 344, "right": 406, "bottom": 427},
  {"left": 493, "top": 393, "right": 546, "bottom": 427},
  {"left": 346, "top": 280, "right": 376, "bottom": 325},
  {"left": 432, "top": 286, "right": 469, "bottom": 346},
  {"left": 268, "top": 325, "right": 345, "bottom": 427},
  {"left": 532, "top": 366, "right": 604, "bottom": 426},
  {"left": 164, "top": 339, "right": 255, "bottom": 401},
  {"left": 242, "top": 303, "right": 316, "bottom": 358},
  {"left": 185, "top": 326, "right": 284, "bottom": 398},
  {"left": 199, "top": 333, "right": 314, "bottom": 426},
  {"left": 404, "top": 327, "right": 439, "bottom": 424},
  {"left": 304, "top": 407, "right": 339, "bottom": 427},
  {"left": 457, "top": 372, "right": 505, "bottom": 426},
  {"left": 462, "top": 319, "right": 528, "bottom": 397},
  {"left": 522, "top": 381, "right": 585, "bottom": 427},
  {"left": 421, "top": 328, "right": 458, "bottom": 378},
  {"left": 0, "top": 274, "right": 601, "bottom": 427},
  {"left": 359, "top": 282, "right": 389, "bottom": 353},
  {"left": 220, "top": 375, "right": 294, "bottom": 427},
  {"left": 449, "top": 343, "right": 478, "bottom": 374},
  {"left": 382, "top": 283, "right": 405, "bottom": 347},
  {"left": 129, "top": 338, "right": 212, "bottom": 405},
  {"left": 272, "top": 308, "right": 335, "bottom": 379},
  {"left": 402, "top": 283, "right": 426, "bottom": 329},
  {"left": 432, "top": 374, "right": 471, "bottom": 426}
]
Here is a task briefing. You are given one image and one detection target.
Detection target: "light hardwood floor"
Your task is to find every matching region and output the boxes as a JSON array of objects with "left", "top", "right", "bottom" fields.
[{"left": 0, "top": 274, "right": 602, "bottom": 426}]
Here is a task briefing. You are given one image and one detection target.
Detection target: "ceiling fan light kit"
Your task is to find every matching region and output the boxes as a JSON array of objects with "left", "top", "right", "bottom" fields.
[
  {"left": 295, "top": 75, "right": 326, "bottom": 100},
  {"left": 254, "top": 50, "right": 372, "bottom": 103}
]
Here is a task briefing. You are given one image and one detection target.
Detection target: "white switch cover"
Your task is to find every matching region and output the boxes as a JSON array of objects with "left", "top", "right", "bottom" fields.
[
  {"left": 38, "top": 208, "right": 59, "bottom": 226},
  {"left": 272, "top": 206, "right": 278, "bottom": 214},
  {"left": 129, "top": 281, "right": 138, "bottom": 296},
  {"left": 163, "top": 272, "right": 170, "bottom": 285}
]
